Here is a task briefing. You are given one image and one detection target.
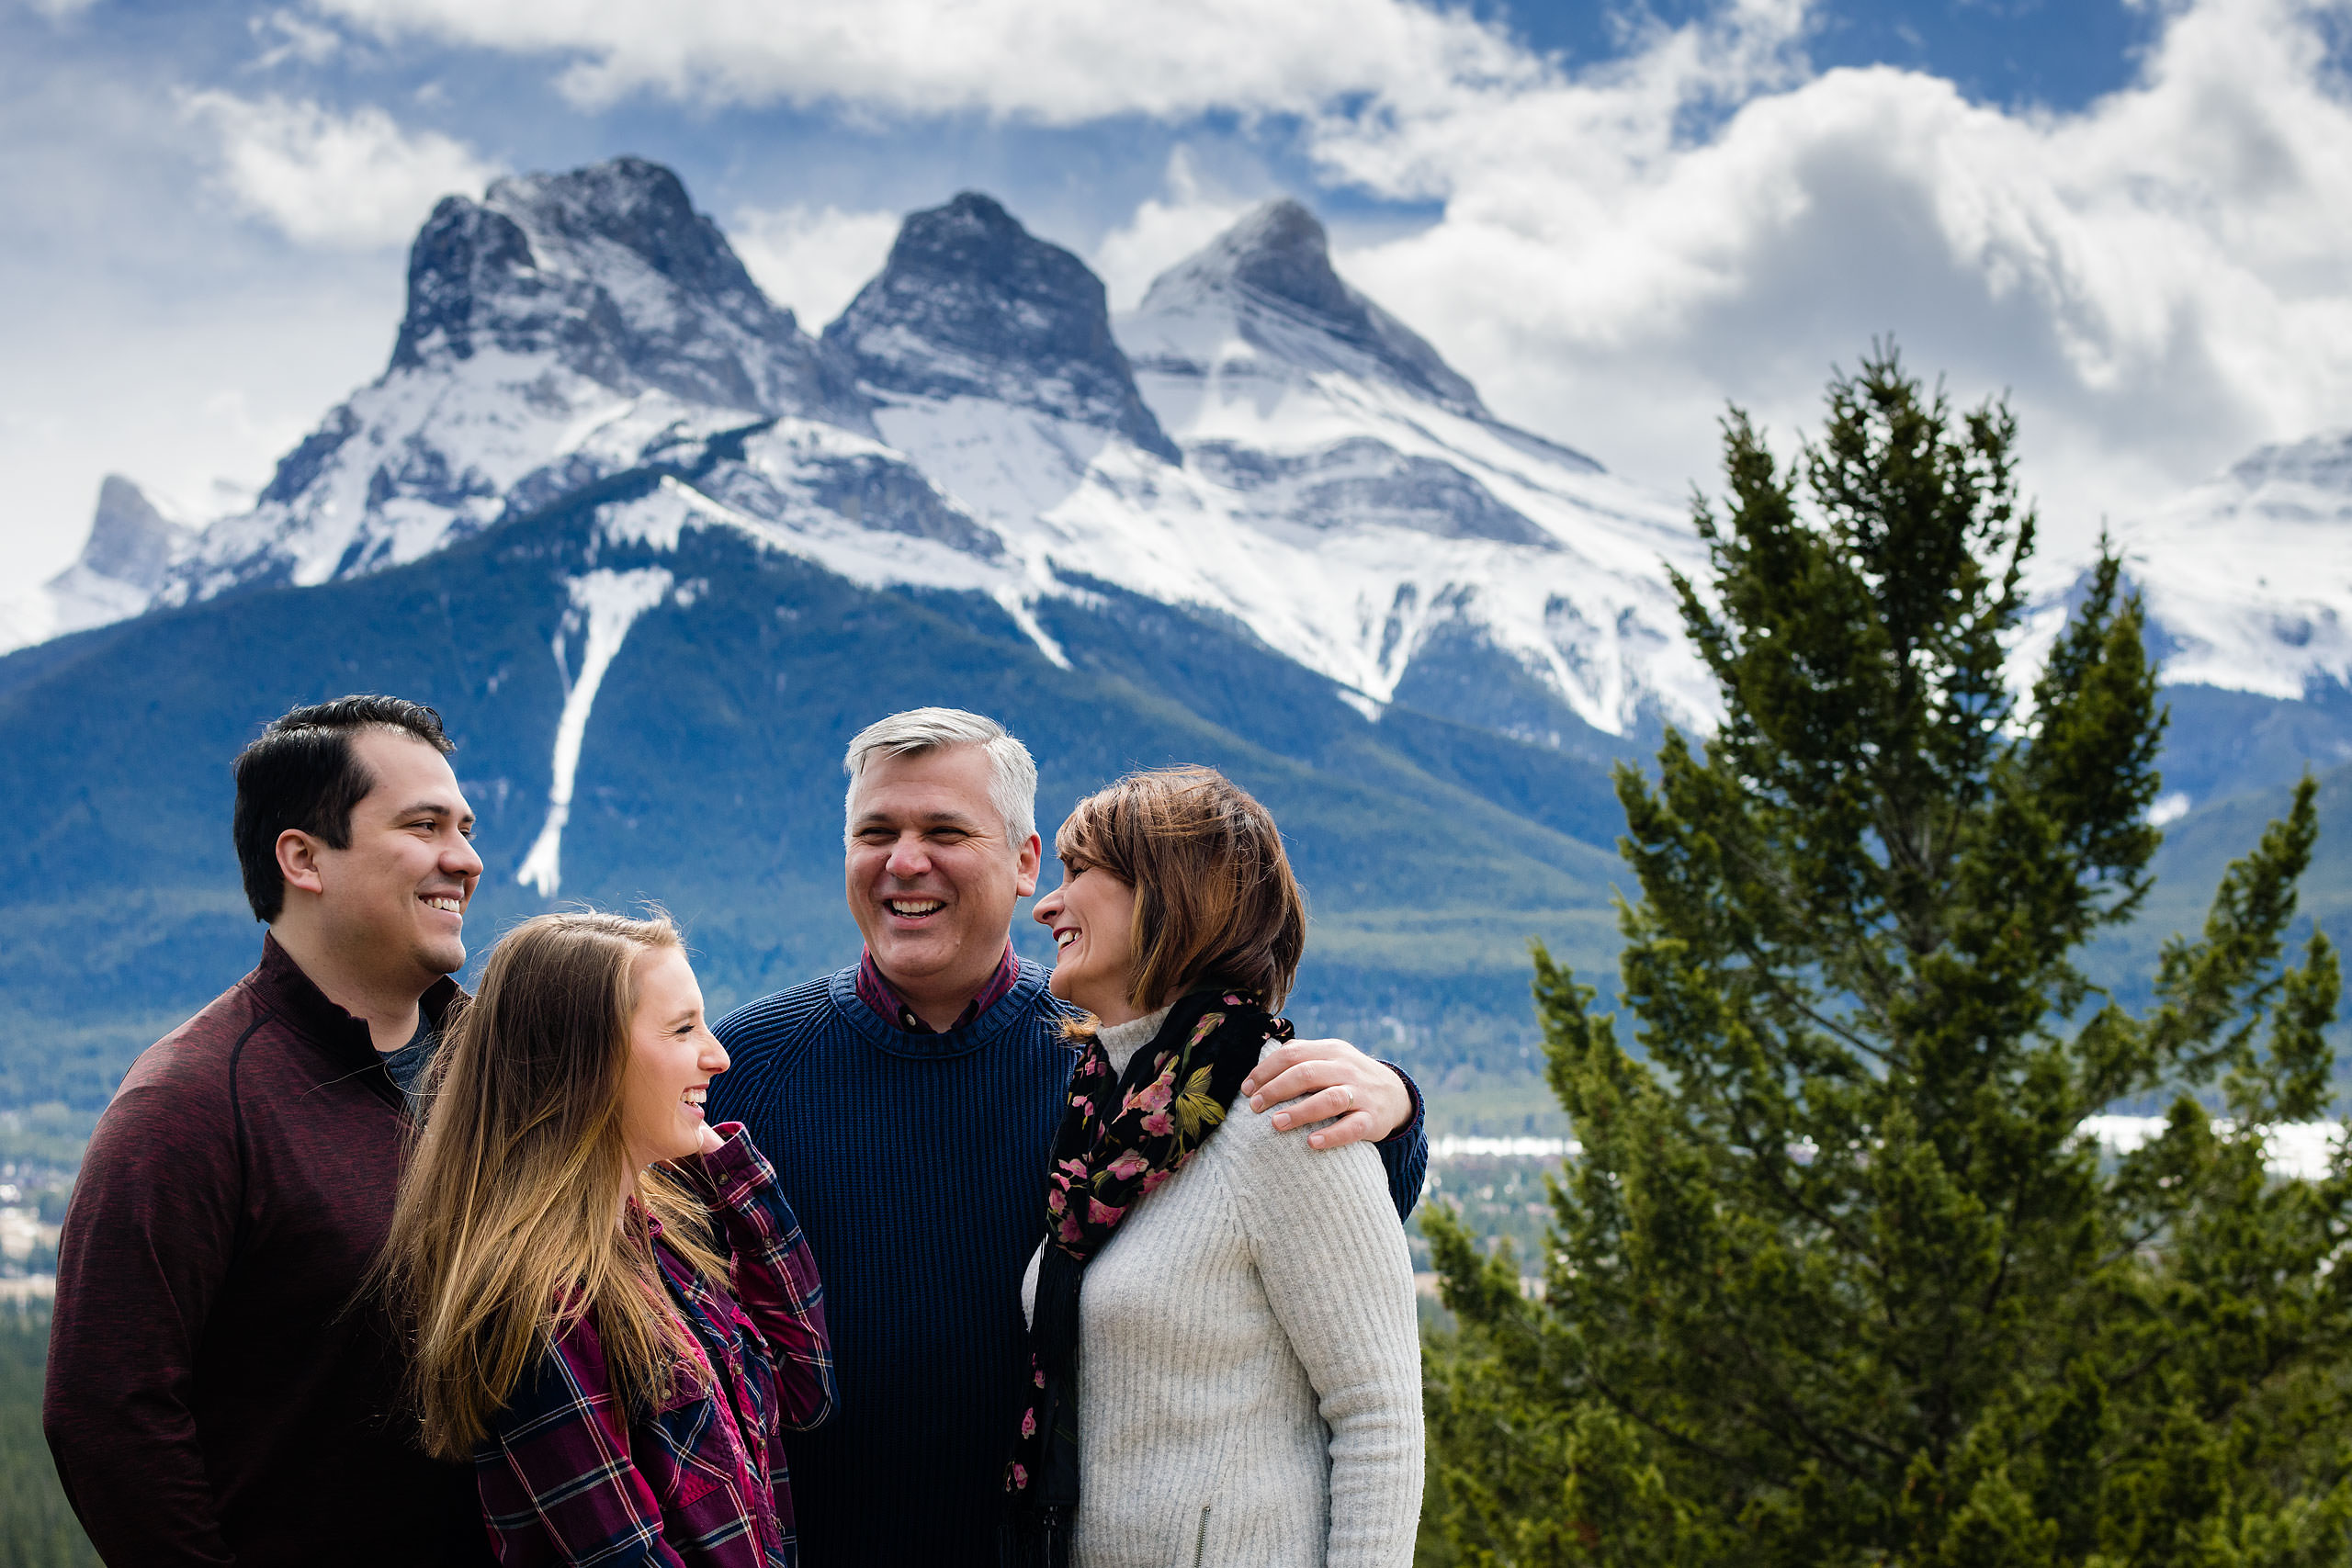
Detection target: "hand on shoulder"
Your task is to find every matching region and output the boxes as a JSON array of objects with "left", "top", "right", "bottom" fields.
[{"left": 1239, "top": 1036, "right": 1412, "bottom": 1149}]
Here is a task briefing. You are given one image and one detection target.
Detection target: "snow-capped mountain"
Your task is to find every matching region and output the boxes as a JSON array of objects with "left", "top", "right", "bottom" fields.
[
  {"left": 14, "top": 155, "right": 2352, "bottom": 1092},
  {"left": 157, "top": 157, "right": 869, "bottom": 606},
  {"left": 12, "top": 157, "right": 1714, "bottom": 752},
  {"left": 27, "top": 151, "right": 2352, "bottom": 780},
  {"left": 0, "top": 475, "right": 193, "bottom": 650},
  {"left": 825, "top": 193, "right": 1178, "bottom": 463},
  {"left": 820, "top": 187, "right": 1715, "bottom": 738},
  {"left": 1125, "top": 197, "right": 1490, "bottom": 421},
  {"left": 1117, "top": 197, "right": 1712, "bottom": 735},
  {"left": 2114, "top": 429, "right": 2352, "bottom": 698}
]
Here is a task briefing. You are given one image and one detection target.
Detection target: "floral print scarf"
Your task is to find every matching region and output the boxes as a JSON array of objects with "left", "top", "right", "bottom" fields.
[{"left": 1001, "top": 987, "right": 1290, "bottom": 1568}]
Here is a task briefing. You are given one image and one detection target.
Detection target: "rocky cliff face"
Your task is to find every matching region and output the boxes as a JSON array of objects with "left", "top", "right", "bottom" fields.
[
  {"left": 392, "top": 158, "right": 862, "bottom": 423},
  {"left": 4, "top": 476, "right": 196, "bottom": 648},
  {"left": 162, "top": 158, "right": 868, "bottom": 606},
  {"left": 824, "top": 192, "right": 1177, "bottom": 461},
  {"left": 1124, "top": 198, "right": 1488, "bottom": 420},
  {"left": 75, "top": 476, "right": 187, "bottom": 591}
]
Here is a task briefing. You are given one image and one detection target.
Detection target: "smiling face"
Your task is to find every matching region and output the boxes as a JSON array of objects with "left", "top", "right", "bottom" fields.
[
  {"left": 298, "top": 728, "right": 482, "bottom": 991},
  {"left": 618, "top": 945, "right": 730, "bottom": 1169},
  {"left": 844, "top": 744, "right": 1041, "bottom": 1019},
  {"left": 1034, "top": 860, "right": 1143, "bottom": 1025}
]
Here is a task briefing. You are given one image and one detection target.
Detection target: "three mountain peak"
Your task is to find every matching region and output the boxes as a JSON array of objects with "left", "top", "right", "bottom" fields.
[
  {"left": 26, "top": 151, "right": 1721, "bottom": 753},
  {"left": 391, "top": 157, "right": 1396, "bottom": 438}
]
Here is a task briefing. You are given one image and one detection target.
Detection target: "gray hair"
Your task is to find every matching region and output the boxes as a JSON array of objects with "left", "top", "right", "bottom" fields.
[{"left": 842, "top": 707, "right": 1038, "bottom": 846}]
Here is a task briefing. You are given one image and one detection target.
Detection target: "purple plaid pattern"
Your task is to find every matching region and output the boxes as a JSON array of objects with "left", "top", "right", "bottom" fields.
[
  {"left": 476, "top": 1126, "right": 834, "bottom": 1567},
  {"left": 853, "top": 941, "right": 1021, "bottom": 1033}
]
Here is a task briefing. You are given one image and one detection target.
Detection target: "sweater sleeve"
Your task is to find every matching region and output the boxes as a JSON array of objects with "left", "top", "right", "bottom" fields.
[
  {"left": 1229, "top": 1113, "right": 1426, "bottom": 1568},
  {"left": 43, "top": 1063, "right": 244, "bottom": 1566},
  {"left": 1374, "top": 1063, "right": 1430, "bottom": 1222}
]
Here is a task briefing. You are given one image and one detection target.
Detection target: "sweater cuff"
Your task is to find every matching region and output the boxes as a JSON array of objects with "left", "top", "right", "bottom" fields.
[{"left": 1375, "top": 1062, "right": 1424, "bottom": 1145}]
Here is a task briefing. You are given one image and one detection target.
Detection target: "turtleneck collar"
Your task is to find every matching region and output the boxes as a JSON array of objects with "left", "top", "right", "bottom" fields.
[{"left": 1096, "top": 1004, "right": 1175, "bottom": 1074}]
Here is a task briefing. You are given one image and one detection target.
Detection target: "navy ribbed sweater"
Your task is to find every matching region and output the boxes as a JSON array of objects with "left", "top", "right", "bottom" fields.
[{"left": 709, "top": 960, "right": 1428, "bottom": 1568}]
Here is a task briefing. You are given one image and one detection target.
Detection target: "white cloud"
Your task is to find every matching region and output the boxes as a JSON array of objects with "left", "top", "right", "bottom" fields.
[
  {"left": 727, "top": 203, "right": 901, "bottom": 332},
  {"left": 24, "top": 0, "right": 100, "bottom": 19},
  {"left": 251, "top": 8, "right": 345, "bottom": 68},
  {"left": 309, "top": 0, "right": 1532, "bottom": 121},
  {"left": 181, "top": 90, "right": 501, "bottom": 248},
  {"left": 1308, "top": 0, "right": 2352, "bottom": 569},
  {"left": 1091, "top": 148, "right": 1261, "bottom": 310}
]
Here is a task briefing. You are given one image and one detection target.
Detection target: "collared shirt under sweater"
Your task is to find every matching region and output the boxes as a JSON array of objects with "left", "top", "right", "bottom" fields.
[{"left": 707, "top": 955, "right": 1429, "bottom": 1568}]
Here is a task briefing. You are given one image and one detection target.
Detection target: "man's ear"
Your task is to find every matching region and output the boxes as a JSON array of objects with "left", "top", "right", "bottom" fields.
[
  {"left": 1014, "top": 831, "right": 1042, "bottom": 898},
  {"left": 276, "top": 829, "right": 327, "bottom": 899}
]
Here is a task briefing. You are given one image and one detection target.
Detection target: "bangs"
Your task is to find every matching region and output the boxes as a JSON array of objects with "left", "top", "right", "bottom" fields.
[
  {"left": 1050, "top": 767, "right": 1304, "bottom": 1014},
  {"left": 1053, "top": 792, "right": 1133, "bottom": 880}
]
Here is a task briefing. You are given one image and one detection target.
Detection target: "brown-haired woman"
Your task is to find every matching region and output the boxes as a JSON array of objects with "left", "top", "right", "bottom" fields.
[
  {"left": 1004, "top": 766, "right": 1421, "bottom": 1568},
  {"left": 380, "top": 910, "right": 834, "bottom": 1567}
]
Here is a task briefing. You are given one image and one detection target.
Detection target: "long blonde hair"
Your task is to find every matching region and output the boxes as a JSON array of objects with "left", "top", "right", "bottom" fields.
[{"left": 380, "top": 909, "right": 730, "bottom": 1461}]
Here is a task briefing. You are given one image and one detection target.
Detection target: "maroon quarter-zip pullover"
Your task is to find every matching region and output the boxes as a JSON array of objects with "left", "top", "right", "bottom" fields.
[{"left": 43, "top": 935, "right": 490, "bottom": 1567}]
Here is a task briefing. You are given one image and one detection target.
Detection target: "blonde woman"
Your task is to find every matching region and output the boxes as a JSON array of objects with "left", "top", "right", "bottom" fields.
[
  {"left": 1004, "top": 768, "right": 1422, "bottom": 1568},
  {"left": 381, "top": 910, "right": 834, "bottom": 1567}
]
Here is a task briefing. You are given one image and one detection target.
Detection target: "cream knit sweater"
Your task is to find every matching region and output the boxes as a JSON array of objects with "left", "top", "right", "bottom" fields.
[{"left": 1021, "top": 1006, "right": 1424, "bottom": 1568}]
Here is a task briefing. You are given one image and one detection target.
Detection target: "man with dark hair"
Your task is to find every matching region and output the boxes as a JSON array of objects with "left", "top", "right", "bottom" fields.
[{"left": 44, "top": 694, "right": 492, "bottom": 1567}]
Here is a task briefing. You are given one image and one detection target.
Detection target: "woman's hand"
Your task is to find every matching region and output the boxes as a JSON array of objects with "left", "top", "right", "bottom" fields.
[{"left": 695, "top": 1121, "right": 727, "bottom": 1156}]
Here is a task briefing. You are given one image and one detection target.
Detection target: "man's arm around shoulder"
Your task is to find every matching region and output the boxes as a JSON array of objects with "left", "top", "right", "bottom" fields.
[
  {"left": 46, "top": 1032, "right": 247, "bottom": 1565},
  {"left": 1240, "top": 1036, "right": 1430, "bottom": 1222}
]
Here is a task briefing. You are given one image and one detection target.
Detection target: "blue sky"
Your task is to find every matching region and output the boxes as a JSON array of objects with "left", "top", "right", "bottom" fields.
[
  {"left": 6, "top": 0, "right": 2350, "bottom": 589},
  {"left": 1489, "top": 0, "right": 2165, "bottom": 107}
]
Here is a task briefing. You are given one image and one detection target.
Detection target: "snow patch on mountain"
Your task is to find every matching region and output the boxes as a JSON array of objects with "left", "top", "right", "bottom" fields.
[
  {"left": 161, "top": 355, "right": 675, "bottom": 602},
  {"left": 516, "top": 565, "right": 677, "bottom": 898},
  {"left": 2112, "top": 429, "right": 2352, "bottom": 699},
  {"left": 1116, "top": 200, "right": 1713, "bottom": 733},
  {"left": 590, "top": 451, "right": 1070, "bottom": 667}
]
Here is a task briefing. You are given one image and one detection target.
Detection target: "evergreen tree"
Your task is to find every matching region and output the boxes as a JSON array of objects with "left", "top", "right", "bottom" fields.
[
  {"left": 1422, "top": 347, "right": 2352, "bottom": 1567},
  {"left": 0, "top": 1307, "right": 98, "bottom": 1568}
]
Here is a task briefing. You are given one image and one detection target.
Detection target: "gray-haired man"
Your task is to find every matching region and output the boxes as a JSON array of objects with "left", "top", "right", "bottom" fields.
[{"left": 709, "top": 708, "right": 1427, "bottom": 1567}]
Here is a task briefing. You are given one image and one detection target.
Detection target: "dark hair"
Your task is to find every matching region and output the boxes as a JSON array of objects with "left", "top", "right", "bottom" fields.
[
  {"left": 1054, "top": 765, "right": 1306, "bottom": 1014},
  {"left": 232, "top": 695, "right": 455, "bottom": 922}
]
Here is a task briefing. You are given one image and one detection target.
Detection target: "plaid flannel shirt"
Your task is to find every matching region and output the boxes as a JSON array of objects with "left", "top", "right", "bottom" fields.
[{"left": 477, "top": 1126, "right": 835, "bottom": 1567}]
